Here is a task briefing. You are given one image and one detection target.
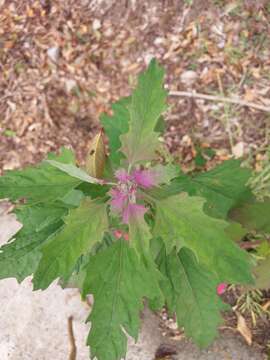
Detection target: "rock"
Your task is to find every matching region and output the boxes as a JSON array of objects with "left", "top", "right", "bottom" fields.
[
  {"left": 180, "top": 70, "right": 198, "bottom": 87},
  {"left": 232, "top": 141, "right": 244, "bottom": 158},
  {"left": 65, "top": 79, "right": 77, "bottom": 93},
  {"left": 92, "top": 19, "right": 101, "bottom": 31},
  {"left": 47, "top": 46, "right": 60, "bottom": 63}
]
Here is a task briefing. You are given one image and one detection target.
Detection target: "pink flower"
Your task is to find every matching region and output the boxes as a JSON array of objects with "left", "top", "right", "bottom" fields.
[
  {"left": 122, "top": 203, "right": 147, "bottom": 224},
  {"left": 110, "top": 167, "right": 157, "bottom": 224},
  {"left": 217, "top": 283, "right": 227, "bottom": 295}
]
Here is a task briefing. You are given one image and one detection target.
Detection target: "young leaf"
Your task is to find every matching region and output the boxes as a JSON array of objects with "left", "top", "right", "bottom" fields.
[
  {"left": 230, "top": 200, "right": 270, "bottom": 233},
  {"left": 153, "top": 194, "right": 253, "bottom": 284},
  {"left": 82, "top": 240, "right": 162, "bottom": 360},
  {"left": 0, "top": 149, "right": 81, "bottom": 203},
  {"left": 128, "top": 206, "right": 152, "bottom": 254},
  {"left": 33, "top": 198, "right": 108, "bottom": 290},
  {"left": 100, "top": 97, "right": 130, "bottom": 167},
  {"left": 149, "top": 159, "right": 252, "bottom": 218},
  {"left": 159, "top": 247, "right": 227, "bottom": 347},
  {"left": 120, "top": 60, "right": 167, "bottom": 165},
  {"left": 86, "top": 131, "right": 106, "bottom": 178},
  {"left": 0, "top": 204, "right": 67, "bottom": 282},
  {"left": 46, "top": 160, "right": 99, "bottom": 184}
]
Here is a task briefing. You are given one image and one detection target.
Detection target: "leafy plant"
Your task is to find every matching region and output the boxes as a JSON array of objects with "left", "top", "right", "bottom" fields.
[{"left": 0, "top": 60, "right": 269, "bottom": 360}]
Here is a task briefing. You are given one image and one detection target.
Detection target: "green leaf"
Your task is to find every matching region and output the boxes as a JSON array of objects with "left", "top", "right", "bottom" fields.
[
  {"left": 100, "top": 97, "right": 130, "bottom": 167},
  {"left": 77, "top": 182, "right": 109, "bottom": 199},
  {"left": 0, "top": 149, "right": 81, "bottom": 203},
  {"left": 153, "top": 194, "right": 253, "bottom": 284},
  {"left": 253, "top": 256, "right": 270, "bottom": 290},
  {"left": 0, "top": 204, "right": 67, "bottom": 282},
  {"left": 128, "top": 207, "right": 152, "bottom": 254},
  {"left": 82, "top": 240, "right": 162, "bottom": 360},
  {"left": 120, "top": 59, "right": 167, "bottom": 165},
  {"left": 33, "top": 198, "right": 108, "bottom": 290},
  {"left": 159, "top": 247, "right": 227, "bottom": 347},
  {"left": 230, "top": 200, "right": 270, "bottom": 233},
  {"left": 46, "top": 160, "right": 99, "bottom": 184},
  {"left": 60, "top": 189, "right": 85, "bottom": 208},
  {"left": 149, "top": 159, "right": 252, "bottom": 218},
  {"left": 225, "top": 222, "right": 248, "bottom": 242}
]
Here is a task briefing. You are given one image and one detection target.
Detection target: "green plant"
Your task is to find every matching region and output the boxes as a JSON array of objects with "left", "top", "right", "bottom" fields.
[{"left": 0, "top": 60, "right": 269, "bottom": 360}]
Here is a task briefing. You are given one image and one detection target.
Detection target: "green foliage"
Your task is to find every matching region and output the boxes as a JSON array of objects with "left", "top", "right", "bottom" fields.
[
  {"left": 82, "top": 240, "right": 162, "bottom": 360},
  {"left": 159, "top": 247, "right": 227, "bottom": 346},
  {"left": 153, "top": 194, "right": 253, "bottom": 284},
  {"left": 230, "top": 200, "right": 270, "bottom": 233},
  {"left": 101, "top": 97, "right": 130, "bottom": 167},
  {"left": 0, "top": 60, "right": 263, "bottom": 360},
  {"left": 149, "top": 159, "right": 252, "bottom": 219},
  {"left": 33, "top": 199, "right": 108, "bottom": 290},
  {"left": 0, "top": 203, "right": 66, "bottom": 282},
  {"left": 120, "top": 59, "right": 167, "bottom": 165},
  {"left": 0, "top": 148, "right": 80, "bottom": 203}
]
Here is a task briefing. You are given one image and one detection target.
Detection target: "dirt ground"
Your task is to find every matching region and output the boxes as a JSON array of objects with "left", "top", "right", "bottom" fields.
[{"left": 1, "top": 0, "right": 270, "bottom": 359}]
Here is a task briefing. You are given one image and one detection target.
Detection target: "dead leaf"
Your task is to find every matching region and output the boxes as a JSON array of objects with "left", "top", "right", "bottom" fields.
[
  {"left": 232, "top": 142, "right": 244, "bottom": 158},
  {"left": 236, "top": 311, "right": 252, "bottom": 345},
  {"left": 86, "top": 131, "right": 106, "bottom": 179},
  {"left": 262, "top": 300, "right": 270, "bottom": 311}
]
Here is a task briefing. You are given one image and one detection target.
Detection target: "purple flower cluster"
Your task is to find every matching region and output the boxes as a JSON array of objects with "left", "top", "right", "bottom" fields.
[{"left": 110, "top": 168, "right": 158, "bottom": 224}]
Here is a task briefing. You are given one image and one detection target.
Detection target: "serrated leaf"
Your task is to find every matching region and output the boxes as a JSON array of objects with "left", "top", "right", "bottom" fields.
[
  {"left": 253, "top": 256, "right": 270, "bottom": 290},
  {"left": 33, "top": 198, "right": 108, "bottom": 290},
  {"left": 46, "top": 160, "right": 99, "bottom": 184},
  {"left": 0, "top": 148, "right": 81, "bottom": 203},
  {"left": 86, "top": 131, "right": 106, "bottom": 178},
  {"left": 149, "top": 159, "right": 252, "bottom": 218},
  {"left": 159, "top": 247, "right": 227, "bottom": 347},
  {"left": 100, "top": 97, "right": 130, "bottom": 167},
  {"left": 230, "top": 200, "right": 270, "bottom": 233},
  {"left": 153, "top": 194, "right": 253, "bottom": 284},
  {"left": 120, "top": 59, "right": 167, "bottom": 165},
  {"left": 82, "top": 240, "right": 162, "bottom": 360},
  {"left": 0, "top": 204, "right": 67, "bottom": 282}
]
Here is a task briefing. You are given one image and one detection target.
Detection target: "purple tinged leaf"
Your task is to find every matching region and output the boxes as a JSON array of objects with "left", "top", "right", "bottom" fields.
[
  {"left": 132, "top": 169, "right": 157, "bottom": 188},
  {"left": 123, "top": 203, "right": 147, "bottom": 224},
  {"left": 115, "top": 169, "right": 131, "bottom": 182},
  {"left": 110, "top": 188, "right": 127, "bottom": 212}
]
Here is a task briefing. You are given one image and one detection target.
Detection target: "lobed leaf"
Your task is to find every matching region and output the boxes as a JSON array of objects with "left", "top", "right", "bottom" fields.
[
  {"left": 149, "top": 159, "right": 252, "bottom": 219},
  {"left": 0, "top": 148, "right": 81, "bottom": 203},
  {"left": 82, "top": 240, "right": 162, "bottom": 360},
  {"left": 159, "top": 247, "right": 227, "bottom": 347},
  {"left": 0, "top": 204, "right": 67, "bottom": 282},
  {"left": 153, "top": 194, "right": 253, "bottom": 284},
  {"left": 33, "top": 198, "right": 108, "bottom": 290},
  {"left": 120, "top": 59, "right": 167, "bottom": 165}
]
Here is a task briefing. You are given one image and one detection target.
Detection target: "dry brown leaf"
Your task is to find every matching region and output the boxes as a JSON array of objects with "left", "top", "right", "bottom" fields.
[
  {"left": 236, "top": 311, "right": 252, "bottom": 345},
  {"left": 86, "top": 131, "right": 106, "bottom": 179},
  {"left": 262, "top": 300, "right": 270, "bottom": 311}
]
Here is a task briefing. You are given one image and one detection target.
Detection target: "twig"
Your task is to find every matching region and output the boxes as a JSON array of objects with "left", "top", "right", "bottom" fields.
[
  {"left": 68, "top": 316, "right": 77, "bottom": 360},
  {"left": 169, "top": 90, "right": 270, "bottom": 113}
]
